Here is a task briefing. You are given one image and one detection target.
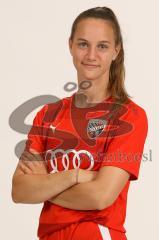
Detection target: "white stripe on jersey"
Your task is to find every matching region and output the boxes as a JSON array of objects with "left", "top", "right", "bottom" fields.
[{"left": 97, "top": 224, "right": 111, "bottom": 240}]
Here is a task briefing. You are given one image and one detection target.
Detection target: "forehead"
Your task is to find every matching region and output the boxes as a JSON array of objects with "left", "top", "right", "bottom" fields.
[{"left": 74, "top": 18, "right": 115, "bottom": 42}]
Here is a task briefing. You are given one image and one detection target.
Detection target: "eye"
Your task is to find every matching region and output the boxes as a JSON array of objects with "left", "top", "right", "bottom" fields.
[
  {"left": 98, "top": 44, "right": 108, "bottom": 50},
  {"left": 78, "top": 42, "right": 88, "bottom": 48}
]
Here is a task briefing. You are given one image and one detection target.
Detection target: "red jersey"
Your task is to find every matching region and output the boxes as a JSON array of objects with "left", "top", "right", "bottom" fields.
[{"left": 25, "top": 92, "right": 148, "bottom": 239}]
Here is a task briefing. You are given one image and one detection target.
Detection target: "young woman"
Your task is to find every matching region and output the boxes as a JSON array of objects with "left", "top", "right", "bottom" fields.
[{"left": 12, "top": 7, "right": 148, "bottom": 240}]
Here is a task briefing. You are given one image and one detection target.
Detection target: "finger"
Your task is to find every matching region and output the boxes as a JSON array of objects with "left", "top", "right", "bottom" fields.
[
  {"left": 23, "top": 151, "right": 37, "bottom": 162},
  {"left": 32, "top": 160, "right": 48, "bottom": 171},
  {"left": 23, "top": 158, "right": 43, "bottom": 173},
  {"left": 26, "top": 149, "right": 47, "bottom": 171},
  {"left": 28, "top": 148, "right": 44, "bottom": 162},
  {"left": 30, "top": 149, "right": 44, "bottom": 162},
  {"left": 20, "top": 155, "right": 38, "bottom": 170},
  {"left": 23, "top": 151, "right": 43, "bottom": 169},
  {"left": 19, "top": 154, "right": 30, "bottom": 162},
  {"left": 18, "top": 161, "right": 32, "bottom": 174},
  {"left": 22, "top": 160, "right": 36, "bottom": 171},
  {"left": 23, "top": 160, "right": 47, "bottom": 174}
]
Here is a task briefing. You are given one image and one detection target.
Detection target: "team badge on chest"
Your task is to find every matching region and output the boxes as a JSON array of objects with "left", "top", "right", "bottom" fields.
[{"left": 87, "top": 119, "right": 107, "bottom": 139}]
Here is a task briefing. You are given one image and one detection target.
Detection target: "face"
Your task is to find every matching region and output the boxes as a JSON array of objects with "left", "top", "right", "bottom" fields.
[{"left": 69, "top": 18, "right": 121, "bottom": 84}]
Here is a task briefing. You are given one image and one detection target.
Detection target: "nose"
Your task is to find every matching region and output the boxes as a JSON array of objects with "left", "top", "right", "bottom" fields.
[{"left": 86, "top": 46, "right": 97, "bottom": 61}]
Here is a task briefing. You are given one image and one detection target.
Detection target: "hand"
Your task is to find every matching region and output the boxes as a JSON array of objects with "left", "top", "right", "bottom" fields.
[
  {"left": 77, "top": 169, "right": 97, "bottom": 183},
  {"left": 19, "top": 149, "right": 48, "bottom": 175}
]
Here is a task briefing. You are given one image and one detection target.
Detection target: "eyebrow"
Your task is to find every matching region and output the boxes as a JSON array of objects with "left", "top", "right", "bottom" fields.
[{"left": 77, "top": 38, "right": 111, "bottom": 44}]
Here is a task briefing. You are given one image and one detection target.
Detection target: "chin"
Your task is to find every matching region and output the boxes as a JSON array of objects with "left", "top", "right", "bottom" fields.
[{"left": 82, "top": 74, "right": 99, "bottom": 81}]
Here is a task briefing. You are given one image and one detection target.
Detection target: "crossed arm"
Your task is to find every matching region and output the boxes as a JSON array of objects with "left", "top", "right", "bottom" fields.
[{"left": 12, "top": 150, "right": 130, "bottom": 210}]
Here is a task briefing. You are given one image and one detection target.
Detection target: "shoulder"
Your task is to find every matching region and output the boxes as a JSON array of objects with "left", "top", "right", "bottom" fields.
[
  {"left": 117, "top": 98, "right": 148, "bottom": 136},
  {"left": 34, "top": 95, "right": 72, "bottom": 123},
  {"left": 124, "top": 98, "right": 148, "bottom": 124},
  {"left": 109, "top": 97, "right": 148, "bottom": 138}
]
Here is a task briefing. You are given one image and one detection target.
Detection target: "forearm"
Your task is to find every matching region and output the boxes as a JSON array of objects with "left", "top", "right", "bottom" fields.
[
  {"left": 50, "top": 180, "right": 101, "bottom": 210},
  {"left": 12, "top": 170, "right": 77, "bottom": 204}
]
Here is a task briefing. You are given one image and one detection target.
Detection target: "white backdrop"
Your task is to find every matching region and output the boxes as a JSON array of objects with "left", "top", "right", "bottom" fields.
[{"left": 0, "top": 0, "right": 158, "bottom": 239}]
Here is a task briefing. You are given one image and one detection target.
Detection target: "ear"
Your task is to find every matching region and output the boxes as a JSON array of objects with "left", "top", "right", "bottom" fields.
[
  {"left": 113, "top": 43, "right": 121, "bottom": 60},
  {"left": 69, "top": 38, "right": 73, "bottom": 56}
]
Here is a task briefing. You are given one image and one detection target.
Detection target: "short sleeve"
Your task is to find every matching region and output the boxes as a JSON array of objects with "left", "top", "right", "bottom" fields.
[
  {"left": 24, "top": 105, "right": 48, "bottom": 153},
  {"left": 100, "top": 104, "right": 148, "bottom": 181}
]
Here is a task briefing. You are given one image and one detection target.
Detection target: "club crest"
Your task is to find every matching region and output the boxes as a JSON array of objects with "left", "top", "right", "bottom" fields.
[{"left": 87, "top": 119, "right": 107, "bottom": 139}]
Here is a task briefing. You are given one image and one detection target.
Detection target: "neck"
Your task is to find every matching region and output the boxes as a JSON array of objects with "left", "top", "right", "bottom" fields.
[{"left": 76, "top": 75, "right": 110, "bottom": 107}]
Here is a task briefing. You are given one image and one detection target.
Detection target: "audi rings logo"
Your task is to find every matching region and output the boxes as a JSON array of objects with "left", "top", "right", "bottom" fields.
[{"left": 45, "top": 149, "right": 94, "bottom": 173}]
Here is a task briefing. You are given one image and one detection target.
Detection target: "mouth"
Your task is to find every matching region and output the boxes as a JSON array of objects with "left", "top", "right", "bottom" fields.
[{"left": 82, "top": 63, "right": 99, "bottom": 69}]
